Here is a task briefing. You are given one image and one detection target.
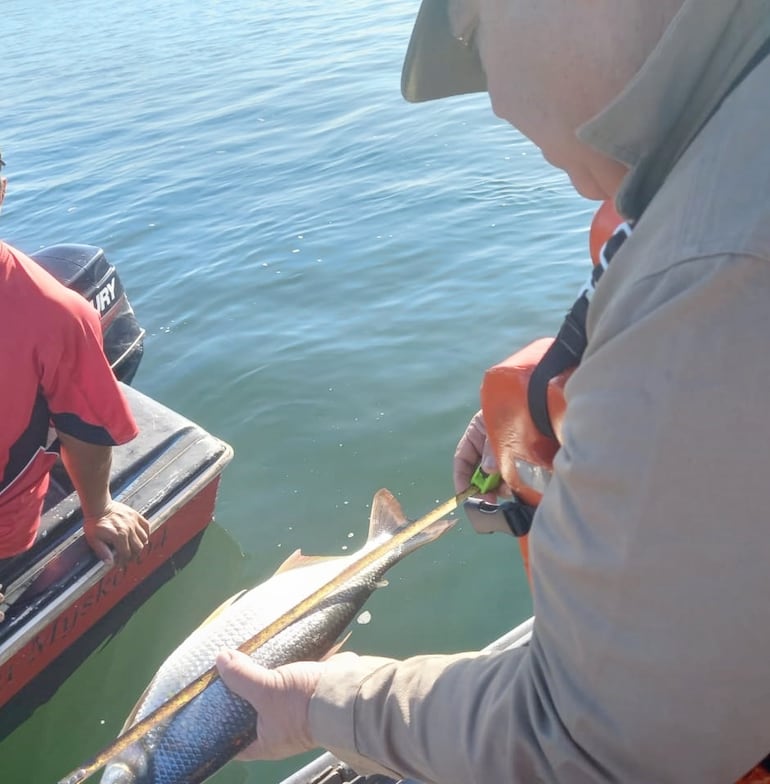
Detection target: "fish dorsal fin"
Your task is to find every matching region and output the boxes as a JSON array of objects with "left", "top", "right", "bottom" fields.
[
  {"left": 273, "top": 548, "right": 339, "bottom": 574},
  {"left": 368, "top": 488, "right": 409, "bottom": 541},
  {"left": 198, "top": 588, "right": 248, "bottom": 627},
  {"left": 273, "top": 548, "right": 308, "bottom": 574}
]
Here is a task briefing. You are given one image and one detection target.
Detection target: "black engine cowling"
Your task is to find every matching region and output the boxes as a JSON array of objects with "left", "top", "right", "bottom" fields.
[{"left": 29, "top": 244, "right": 144, "bottom": 384}]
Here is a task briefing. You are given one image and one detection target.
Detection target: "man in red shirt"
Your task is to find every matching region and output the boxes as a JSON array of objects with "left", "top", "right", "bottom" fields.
[{"left": 0, "top": 152, "right": 149, "bottom": 617}]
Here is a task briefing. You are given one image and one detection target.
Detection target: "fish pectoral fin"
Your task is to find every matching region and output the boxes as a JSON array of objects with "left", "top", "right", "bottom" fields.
[
  {"left": 122, "top": 679, "right": 156, "bottom": 731},
  {"left": 321, "top": 632, "right": 352, "bottom": 660},
  {"left": 368, "top": 488, "right": 410, "bottom": 540}
]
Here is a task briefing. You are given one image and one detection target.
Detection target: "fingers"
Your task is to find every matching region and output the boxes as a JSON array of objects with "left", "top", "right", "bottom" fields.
[
  {"left": 101, "top": 522, "right": 134, "bottom": 567},
  {"left": 138, "top": 513, "right": 150, "bottom": 538},
  {"left": 216, "top": 651, "right": 323, "bottom": 761},
  {"left": 126, "top": 521, "right": 149, "bottom": 557},
  {"left": 217, "top": 649, "right": 274, "bottom": 707},
  {"left": 109, "top": 530, "right": 132, "bottom": 568},
  {"left": 90, "top": 539, "right": 115, "bottom": 567},
  {"left": 84, "top": 502, "right": 151, "bottom": 568},
  {"left": 454, "top": 410, "right": 510, "bottom": 501},
  {"left": 480, "top": 434, "right": 500, "bottom": 475},
  {"left": 453, "top": 410, "right": 489, "bottom": 492}
]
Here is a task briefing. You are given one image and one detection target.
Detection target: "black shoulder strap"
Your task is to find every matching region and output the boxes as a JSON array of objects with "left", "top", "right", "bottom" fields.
[{"left": 527, "top": 221, "right": 632, "bottom": 440}]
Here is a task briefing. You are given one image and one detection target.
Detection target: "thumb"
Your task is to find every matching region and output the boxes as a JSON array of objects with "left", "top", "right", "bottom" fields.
[
  {"left": 216, "top": 649, "right": 273, "bottom": 706},
  {"left": 480, "top": 439, "right": 499, "bottom": 475}
]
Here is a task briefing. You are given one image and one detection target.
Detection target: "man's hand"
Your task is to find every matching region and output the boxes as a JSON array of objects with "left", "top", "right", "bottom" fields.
[
  {"left": 454, "top": 410, "right": 510, "bottom": 501},
  {"left": 216, "top": 650, "right": 336, "bottom": 761},
  {"left": 56, "top": 432, "right": 150, "bottom": 568},
  {"left": 83, "top": 500, "right": 150, "bottom": 568}
]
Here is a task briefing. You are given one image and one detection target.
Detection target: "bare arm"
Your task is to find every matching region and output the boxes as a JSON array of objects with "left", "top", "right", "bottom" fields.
[{"left": 57, "top": 431, "right": 150, "bottom": 567}]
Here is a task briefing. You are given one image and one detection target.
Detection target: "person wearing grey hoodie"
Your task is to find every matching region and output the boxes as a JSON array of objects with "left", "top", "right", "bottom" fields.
[{"left": 218, "top": 2, "right": 770, "bottom": 781}]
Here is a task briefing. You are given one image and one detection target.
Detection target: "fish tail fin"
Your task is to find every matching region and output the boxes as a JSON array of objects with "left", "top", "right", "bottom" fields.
[{"left": 368, "top": 489, "right": 455, "bottom": 550}]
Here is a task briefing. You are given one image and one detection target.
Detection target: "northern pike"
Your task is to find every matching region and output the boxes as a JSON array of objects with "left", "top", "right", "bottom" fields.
[{"left": 100, "top": 488, "right": 454, "bottom": 784}]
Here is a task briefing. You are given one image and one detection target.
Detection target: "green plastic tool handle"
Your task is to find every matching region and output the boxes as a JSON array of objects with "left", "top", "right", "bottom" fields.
[{"left": 471, "top": 466, "right": 501, "bottom": 494}]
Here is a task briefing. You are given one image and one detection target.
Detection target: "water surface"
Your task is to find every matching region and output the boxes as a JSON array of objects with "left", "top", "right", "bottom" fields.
[{"left": 2, "top": 2, "right": 594, "bottom": 781}]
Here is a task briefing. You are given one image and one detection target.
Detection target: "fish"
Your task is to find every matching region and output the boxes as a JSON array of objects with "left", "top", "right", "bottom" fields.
[{"left": 100, "top": 488, "right": 455, "bottom": 784}]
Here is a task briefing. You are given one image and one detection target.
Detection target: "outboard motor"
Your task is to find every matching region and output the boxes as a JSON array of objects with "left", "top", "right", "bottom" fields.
[{"left": 29, "top": 244, "right": 145, "bottom": 384}]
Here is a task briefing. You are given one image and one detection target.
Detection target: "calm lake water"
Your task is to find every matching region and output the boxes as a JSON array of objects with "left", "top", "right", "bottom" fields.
[{"left": 2, "top": 1, "right": 595, "bottom": 781}]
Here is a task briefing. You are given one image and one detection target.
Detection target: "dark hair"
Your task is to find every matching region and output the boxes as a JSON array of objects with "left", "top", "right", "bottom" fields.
[{"left": 0, "top": 151, "right": 5, "bottom": 169}]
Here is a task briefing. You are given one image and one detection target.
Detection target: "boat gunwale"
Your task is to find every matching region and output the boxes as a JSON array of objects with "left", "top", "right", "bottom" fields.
[{"left": 0, "top": 440, "right": 233, "bottom": 666}]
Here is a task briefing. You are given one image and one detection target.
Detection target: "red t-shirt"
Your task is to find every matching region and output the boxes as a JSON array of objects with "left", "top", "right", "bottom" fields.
[{"left": 0, "top": 241, "right": 138, "bottom": 557}]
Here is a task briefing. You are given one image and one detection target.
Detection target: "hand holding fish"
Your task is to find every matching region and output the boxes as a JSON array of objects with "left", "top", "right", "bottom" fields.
[
  {"left": 87, "top": 490, "right": 457, "bottom": 784},
  {"left": 216, "top": 649, "right": 334, "bottom": 760}
]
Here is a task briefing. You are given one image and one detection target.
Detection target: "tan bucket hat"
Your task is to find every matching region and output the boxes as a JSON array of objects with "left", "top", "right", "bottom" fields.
[{"left": 401, "top": 0, "right": 487, "bottom": 102}]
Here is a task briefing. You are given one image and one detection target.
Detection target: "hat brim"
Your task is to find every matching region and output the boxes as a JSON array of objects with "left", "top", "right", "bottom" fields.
[{"left": 401, "top": 0, "right": 487, "bottom": 103}]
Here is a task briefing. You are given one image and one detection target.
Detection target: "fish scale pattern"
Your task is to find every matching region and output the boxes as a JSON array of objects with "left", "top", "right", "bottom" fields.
[{"left": 148, "top": 679, "right": 257, "bottom": 784}]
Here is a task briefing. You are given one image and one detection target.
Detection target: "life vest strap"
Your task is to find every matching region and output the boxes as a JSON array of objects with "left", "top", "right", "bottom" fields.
[
  {"left": 500, "top": 499, "right": 536, "bottom": 537},
  {"left": 527, "top": 297, "right": 589, "bottom": 440},
  {"left": 527, "top": 215, "right": 632, "bottom": 440}
]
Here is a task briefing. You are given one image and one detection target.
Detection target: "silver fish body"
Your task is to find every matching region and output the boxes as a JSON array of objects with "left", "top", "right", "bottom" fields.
[{"left": 101, "top": 489, "right": 453, "bottom": 784}]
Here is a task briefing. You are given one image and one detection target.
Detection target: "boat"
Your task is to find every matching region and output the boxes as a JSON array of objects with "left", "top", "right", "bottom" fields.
[{"left": 0, "top": 243, "right": 233, "bottom": 737}]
